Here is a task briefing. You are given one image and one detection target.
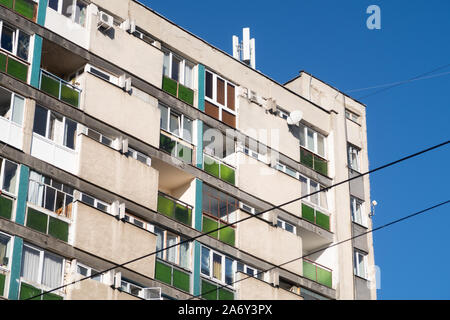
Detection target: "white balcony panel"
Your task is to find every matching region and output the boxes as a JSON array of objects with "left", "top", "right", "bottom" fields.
[{"left": 0, "top": 118, "right": 23, "bottom": 150}]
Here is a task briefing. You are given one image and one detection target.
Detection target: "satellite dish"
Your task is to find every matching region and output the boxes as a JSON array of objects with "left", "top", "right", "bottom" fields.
[{"left": 287, "top": 110, "right": 303, "bottom": 125}]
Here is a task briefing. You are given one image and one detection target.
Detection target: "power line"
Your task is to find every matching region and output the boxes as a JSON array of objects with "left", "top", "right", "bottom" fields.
[
  {"left": 190, "top": 199, "right": 450, "bottom": 300},
  {"left": 28, "top": 140, "right": 449, "bottom": 300}
]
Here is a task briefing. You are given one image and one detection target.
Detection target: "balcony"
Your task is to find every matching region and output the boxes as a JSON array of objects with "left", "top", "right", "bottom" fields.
[
  {"left": 39, "top": 70, "right": 81, "bottom": 108},
  {"left": 202, "top": 214, "right": 235, "bottom": 247},
  {"left": 0, "top": 193, "right": 13, "bottom": 220},
  {"left": 0, "top": 0, "right": 37, "bottom": 21},
  {"left": 301, "top": 203, "right": 330, "bottom": 231},
  {"left": 0, "top": 115, "right": 23, "bottom": 150},
  {"left": 162, "top": 76, "right": 194, "bottom": 106},
  {"left": 235, "top": 273, "right": 302, "bottom": 300},
  {"left": 160, "top": 131, "right": 193, "bottom": 164},
  {"left": 300, "top": 148, "right": 328, "bottom": 176},
  {"left": 203, "top": 154, "right": 235, "bottom": 185},
  {"left": 0, "top": 48, "right": 29, "bottom": 82},
  {"left": 157, "top": 192, "right": 192, "bottom": 227},
  {"left": 19, "top": 281, "right": 63, "bottom": 300},
  {"left": 302, "top": 259, "right": 332, "bottom": 288},
  {"left": 154, "top": 259, "right": 191, "bottom": 293},
  {"left": 200, "top": 278, "right": 234, "bottom": 300},
  {"left": 24, "top": 205, "right": 71, "bottom": 242}
]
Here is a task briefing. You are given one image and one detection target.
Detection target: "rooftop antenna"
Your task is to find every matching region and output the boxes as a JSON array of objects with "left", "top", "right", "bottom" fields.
[{"left": 233, "top": 27, "right": 256, "bottom": 69}]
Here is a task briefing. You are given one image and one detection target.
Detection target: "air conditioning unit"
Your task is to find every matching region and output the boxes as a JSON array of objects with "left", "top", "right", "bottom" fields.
[
  {"left": 239, "top": 202, "right": 256, "bottom": 214},
  {"left": 122, "top": 19, "right": 136, "bottom": 34},
  {"left": 249, "top": 90, "right": 258, "bottom": 103},
  {"left": 98, "top": 11, "right": 114, "bottom": 30},
  {"left": 265, "top": 98, "right": 277, "bottom": 114},
  {"left": 119, "top": 75, "right": 132, "bottom": 92},
  {"left": 144, "top": 287, "right": 163, "bottom": 300}
]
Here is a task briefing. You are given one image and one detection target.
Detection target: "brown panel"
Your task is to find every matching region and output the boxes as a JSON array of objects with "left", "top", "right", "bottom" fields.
[
  {"left": 227, "top": 83, "right": 235, "bottom": 110},
  {"left": 217, "top": 78, "right": 225, "bottom": 105},
  {"left": 222, "top": 110, "right": 236, "bottom": 128},
  {"left": 205, "top": 100, "right": 219, "bottom": 120}
]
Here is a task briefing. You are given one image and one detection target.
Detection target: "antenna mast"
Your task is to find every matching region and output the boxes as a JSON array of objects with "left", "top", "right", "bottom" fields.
[{"left": 233, "top": 27, "right": 256, "bottom": 69}]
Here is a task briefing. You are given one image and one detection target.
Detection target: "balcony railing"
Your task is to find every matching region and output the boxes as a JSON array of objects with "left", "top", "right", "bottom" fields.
[
  {"left": 201, "top": 278, "right": 234, "bottom": 300},
  {"left": 39, "top": 70, "right": 81, "bottom": 107},
  {"left": 203, "top": 154, "right": 236, "bottom": 185},
  {"left": 202, "top": 214, "right": 235, "bottom": 246},
  {"left": 160, "top": 131, "right": 193, "bottom": 164},
  {"left": 0, "top": 193, "right": 14, "bottom": 220},
  {"left": 301, "top": 203, "right": 330, "bottom": 231},
  {"left": 19, "top": 281, "right": 63, "bottom": 300},
  {"left": 25, "top": 206, "right": 70, "bottom": 242},
  {"left": 300, "top": 147, "right": 328, "bottom": 176},
  {"left": 0, "top": 49, "right": 29, "bottom": 82},
  {"left": 0, "top": 0, "right": 37, "bottom": 21},
  {"left": 302, "top": 259, "right": 332, "bottom": 288},
  {"left": 157, "top": 192, "right": 193, "bottom": 226},
  {"left": 0, "top": 272, "right": 6, "bottom": 297},
  {"left": 155, "top": 259, "right": 191, "bottom": 293},
  {"left": 162, "top": 76, "right": 194, "bottom": 106}
]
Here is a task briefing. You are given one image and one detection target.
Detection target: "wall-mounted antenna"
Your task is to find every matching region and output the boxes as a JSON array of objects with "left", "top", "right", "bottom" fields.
[{"left": 233, "top": 27, "right": 256, "bottom": 69}]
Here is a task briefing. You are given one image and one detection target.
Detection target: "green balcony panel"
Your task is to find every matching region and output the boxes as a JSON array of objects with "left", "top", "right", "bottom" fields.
[
  {"left": 300, "top": 148, "right": 314, "bottom": 169},
  {"left": 15, "top": 0, "right": 35, "bottom": 20},
  {"left": 60, "top": 84, "right": 79, "bottom": 107},
  {"left": 204, "top": 155, "right": 220, "bottom": 178},
  {"left": 174, "top": 203, "right": 192, "bottom": 226},
  {"left": 7, "top": 58, "right": 28, "bottom": 82},
  {"left": 19, "top": 283, "right": 41, "bottom": 300},
  {"left": 0, "top": 196, "right": 13, "bottom": 220},
  {"left": 301, "top": 204, "right": 315, "bottom": 223},
  {"left": 314, "top": 156, "right": 328, "bottom": 176},
  {"left": 220, "top": 164, "right": 235, "bottom": 185},
  {"left": 219, "top": 223, "right": 235, "bottom": 246},
  {"left": 162, "top": 76, "right": 178, "bottom": 96},
  {"left": 172, "top": 268, "right": 190, "bottom": 292},
  {"left": 303, "top": 261, "right": 316, "bottom": 282},
  {"left": 317, "top": 267, "right": 332, "bottom": 288},
  {"left": 0, "top": 273, "right": 5, "bottom": 297},
  {"left": 155, "top": 260, "right": 172, "bottom": 285},
  {"left": 218, "top": 288, "right": 234, "bottom": 300},
  {"left": 157, "top": 195, "right": 175, "bottom": 219},
  {"left": 42, "top": 293, "right": 63, "bottom": 300},
  {"left": 160, "top": 134, "right": 176, "bottom": 155},
  {"left": 202, "top": 216, "right": 218, "bottom": 239},
  {"left": 0, "top": 0, "right": 13, "bottom": 9},
  {"left": 48, "top": 217, "right": 69, "bottom": 242},
  {"left": 40, "top": 74, "right": 60, "bottom": 98},
  {"left": 0, "top": 52, "right": 7, "bottom": 72},
  {"left": 315, "top": 211, "right": 330, "bottom": 231},
  {"left": 26, "top": 207, "right": 48, "bottom": 234},
  {"left": 178, "top": 84, "right": 194, "bottom": 105},
  {"left": 201, "top": 280, "right": 217, "bottom": 300},
  {"left": 178, "top": 144, "right": 192, "bottom": 163}
]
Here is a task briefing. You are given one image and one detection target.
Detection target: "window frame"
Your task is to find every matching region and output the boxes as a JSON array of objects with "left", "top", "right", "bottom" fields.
[
  {"left": 277, "top": 218, "right": 296, "bottom": 234},
  {"left": 154, "top": 226, "right": 190, "bottom": 270},
  {"left": 127, "top": 147, "right": 151, "bottom": 166},
  {"left": 76, "top": 262, "right": 103, "bottom": 283},
  {"left": 347, "top": 143, "right": 361, "bottom": 172},
  {"left": 85, "top": 127, "right": 113, "bottom": 148},
  {"left": 204, "top": 69, "right": 237, "bottom": 118},
  {"left": 299, "top": 173, "right": 328, "bottom": 210},
  {"left": 350, "top": 196, "right": 366, "bottom": 227},
  {"left": 159, "top": 104, "right": 193, "bottom": 144},
  {"left": 354, "top": 249, "right": 368, "bottom": 279},
  {"left": 0, "top": 231, "right": 13, "bottom": 270},
  {"left": 0, "top": 157, "right": 19, "bottom": 196},
  {"left": 202, "top": 185, "right": 238, "bottom": 225},
  {"left": 162, "top": 47, "right": 195, "bottom": 89},
  {"left": 298, "top": 123, "right": 327, "bottom": 159},
  {"left": 79, "top": 192, "right": 110, "bottom": 214},
  {"left": 236, "top": 261, "right": 263, "bottom": 281},
  {"left": 0, "top": 86, "right": 26, "bottom": 126},
  {"left": 0, "top": 21, "right": 31, "bottom": 62},
  {"left": 200, "top": 245, "right": 235, "bottom": 287},
  {"left": 48, "top": 0, "right": 88, "bottom": 27}
]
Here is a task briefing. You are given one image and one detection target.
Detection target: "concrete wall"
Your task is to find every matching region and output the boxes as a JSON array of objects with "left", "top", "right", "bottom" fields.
[
  {"left": 77, "top": 135, "right": 159, "bottom": 210},
  {"left": 73, "top": 201, "right": 156, "bottom": 279},
  {"left": 237, "top": 211, "right": 302, "bottom": 276},
  {"left": 81, "top": 72, "right": 160, "bottom": 148},
  {"left": 235, "top": 272, "right": 302, "bottom": 300}
]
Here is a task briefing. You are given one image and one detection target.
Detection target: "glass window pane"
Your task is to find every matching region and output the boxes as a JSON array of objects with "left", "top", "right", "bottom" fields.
[
  {"left": 166, "top": 234, "right": 177, "bottom": 264},
  {"left": 3, "top": 160, "right": 18, "bottom": 194},
  {"left": 184, "top": 62, "right": 193, "bottom": 88},
  {"left": 0, "top": 87, "right": 12, "bottom": 120},
  {"left": 159, "top": 105, "right": 168, "bottom": 131},
  {"left": 171, "top": 56, "right": 181, "bottom": 82},
  {"left": 225, "top": 257, "right": 233, "bottom": 285},
  {"left": 285, "top": 222, "right": 294, "bottom": 233},
  {"left": 212, "top": 253, "right": 222, "bottom": 281},
  {"left": 320, "top": 187, "right": 328, "bottom": 210},
  {"left": 54, "top": 191, "right": 65, "bottom": 215},
  {"left": 317, "top": 134, "right": 325, "bottom": 157},
  {"left": 86, "top": 129, "right": 101, "bottom": 142},
  {"left": 169, "top": 113, "right": 180, "bottom": 135},
  {"left": 163, "top": 51, "right": 170, "bottom": 77},
  {"left": 91, "top": 269, "right": 102, "bottom": 282},
  {"left": 49, "top": 112, "right": 64, "bottom": 143},
  {"left": 33, "top": 105, "right": 48, "bottom": 137},
  {"left": 216, "top": 78, "right": 225, "bottom": 105},
  {"left": 48, "top": 0, "right": 58, "bottom": 11},
  {"left": 21, "top": 246, "right": 40, "bottom": 283},
  {"left": 17, "top": 31, "right": 30, "bottom": 61},
  {"left": 205, "top": 71, "right": 213, "bottom": 99},
  {"left": 74, "top": 1, "right": 87, "bottom": 26},
  {"left": 0, "top": 234, "right": 11, "bottom": 268},
  {"left": 307, "top": 128, "right": 315, "bottom": 151},
  {"left": 310, "top": 181, "right": 319, "bottom": 205},
  {"left": 209, "top": 197, "right": 219, "bottom": 218},
  {"left": 42, "top": 252, "right": 63, "bottom": 288},
  {"left": 180, "top": 241, "right": 190, "bottom": 269},
  {"left": 154, "top": 227, "right": 164, "bottom": 259},
  {"left": 96, "top": 202, "right": 108, "bottom": 212},
  {"left": 62, "top": 0, "right": 73, "bottom": 18},
  {"left": 44, "top": 186, "right": 56, "bottom": 211},
  {"left": 201, "top": 247, "right": 210, "bottom": 276},
  {"left": 299, "top": 176, "right": 308, "bottom": 197},
  {"left": 64, "top": 118, "right": 77, "bottom": 150},
  {"left": 11, "top": 95, "right": 24, "bottom": 125},
  {"left": 64, "top": 195, "right": 73, "bottom": 218},
  {"left": 1, "top": 25, "right": 14, "bottom": 53},
  {"left": 81, "top": 194, "right": 95, "bottom": 206},
  {"left": 77, "top": 265, "right": 88, "bottom": 276},
  {"left": 298, "top": 124, "right": 306, "bottom": 147},
  {"left": 182, "top": 117, "right": 192, "bottom": 143}
]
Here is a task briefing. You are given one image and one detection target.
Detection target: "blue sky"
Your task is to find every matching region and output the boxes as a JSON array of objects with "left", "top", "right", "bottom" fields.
[{"left": 142, "top": 0, "right": 450, "bottom": 299}]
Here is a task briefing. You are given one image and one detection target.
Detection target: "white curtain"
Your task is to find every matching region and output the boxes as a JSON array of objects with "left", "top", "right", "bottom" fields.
[
  {"left": 12, "top": 95, "right": 24, "bottom": 125},
  {"left": 179, "top": 242, "right": 190, "bottom": 269},
  {"left": 166, "top": 234, "right": 177, "bottom": 264},
  {"left": 41, "top": 252, "right": 63, "bottom": 288},
  {"left": 28, "top": 171, "right": 44, "bottom": 207},
  {"left": 21, "top": 246, "right": 40, "bottom": 283}
]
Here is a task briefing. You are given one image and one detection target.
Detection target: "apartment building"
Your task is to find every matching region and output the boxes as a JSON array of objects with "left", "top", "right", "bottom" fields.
[{"left": 0, "top": 0, "right": 376, "bottom": 300}]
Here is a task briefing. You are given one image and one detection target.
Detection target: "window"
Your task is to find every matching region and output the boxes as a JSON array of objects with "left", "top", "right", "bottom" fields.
[
  {"left": 204, "top": 70, "right": 236, "bottom": 128},
  {"left": 85, "top": 128, "right": 113, "bottom": 148},
  {"left": 275, "top": 162, "right": 298, "bottom": 179},
  {"left": 28, "top": 171, "right": 75, "bottom": 218},
  {"left": 120, "top": 278, "right": 147, "bottom": 299},
  {"left": 277, "top": 218, "right": 296, "bottom": 234},
  {"left": 345, "top": 109, "right": 360, "bottom": 123},
  {"left": 132, "top": 27, "right": 157, "bottom": 46},
  {"left": 277, "top": 107, "right": 290, "bottom": 120},
  {"left": 159, "top": 104, "right": 193, "bottom": 143},
  {"left": 348, "top": 144, "right": 361, "bottom": 172},
  {"left": 201, "top": 246, "right": 234, "bottom": 286},
  {"left": 203, "top": 124, "right": 236, "bottom": 165},
  {"left": 299, "top": 174, "right": 328, "bottom": 210},
  {"left": 85, "top": 65, "right": 119, "bottom": 85},
  {"left": 0, "top": 21, "right": 30, "bottom": 61},
  {"left": 48, "top": 0, "right": 88, "bottom": 27},
  {"left": 123, "top": 213, "right": 148, "bottom": 230},
  {"left": 33, "top": 105, "right": 78, "bottom": 150},
  {"left": 162, "top": 48, "right": 194, "bottom": 89},
  {"left": 21, "top": 244, "right": 64, "bottom": 289},
  {"left": 80, "top": 193, "right": 110, "bottom": 213},
  {"left": 297, "top": 123, "right": 326, "bottom": 158},
  {"left": 0, "top": 86, "right": 25, "bottom": 125},
  {"left": 154, "top": 227, "right": 190, "bottom": 270},
  {"left": 0, "top": 232, "right": 12, "bottom": 268},
  {"left": 236, "top": 262, "right": 263, "bottom": 280},
  {"left": 240, "top": 143, "right": 268, "bottom": 163},
  {"left": 202, "top": 184, "right": 238, "bottom": 224},
  {"left": 0, "top": 157, "right": 19, "bottom": 195},
  {"left": 351, "top": 196, "right": 366, "bottom": 227},
  {"left": 76, "top": 263, "right": 103, "bottom": 282},
  {"left": 354, "top": 250, "right": 368, "bottom": 279},
  {"left": 126, "top": 147, "right": 151, "bottom": 166}
]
